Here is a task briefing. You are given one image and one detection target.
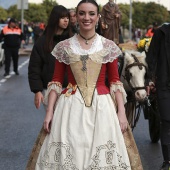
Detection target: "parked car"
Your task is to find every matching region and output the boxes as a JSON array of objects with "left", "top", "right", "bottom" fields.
[
  {"left": 0, "top": 42, "right": 4, "bottom": 66},
  {"left": 0, "top": 24, "right": 7, "bottom": 66},
  {"left": 0, "top": 24, "right": 7, "bottom": 32}
]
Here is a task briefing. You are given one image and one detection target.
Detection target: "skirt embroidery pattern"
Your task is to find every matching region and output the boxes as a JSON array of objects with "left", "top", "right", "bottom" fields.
[
  {"left": 37, "top": 142, "right": 78, "bottom": 169},
  {"left": 86, "top": 140, "right": 130, "bottom": 170},
  {"left": 37, "top": 141, "right": 130, "bottom": 170}
]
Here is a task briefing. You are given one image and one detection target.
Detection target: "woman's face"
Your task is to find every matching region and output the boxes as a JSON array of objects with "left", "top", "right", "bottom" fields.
[
  {"left": 59, "top": 17, "right": 69, "bottom": 29},
  {"left": 76, "top": 3, "right": 99, "bottom": 32}
]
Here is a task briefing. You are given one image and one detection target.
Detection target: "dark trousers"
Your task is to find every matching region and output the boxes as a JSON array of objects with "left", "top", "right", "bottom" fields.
[
  {"left": 158, "top": 91, "right": 170, "bottom": 161},
  {"left": 4, "top": 47, "right": 19, "bottom": 73}
]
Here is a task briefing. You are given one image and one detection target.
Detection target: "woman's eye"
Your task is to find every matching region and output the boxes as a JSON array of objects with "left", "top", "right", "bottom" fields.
[
  {"left": 89, "top": 13, "right": 95, "bottom": 16},
  {"left": 78, "top": 12, "right": 84, "bottom": 16}
]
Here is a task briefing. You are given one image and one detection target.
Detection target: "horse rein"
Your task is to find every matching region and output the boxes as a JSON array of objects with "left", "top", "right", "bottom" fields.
[{"left": 124, "top": 54, "right": 148, "bottom": 92}]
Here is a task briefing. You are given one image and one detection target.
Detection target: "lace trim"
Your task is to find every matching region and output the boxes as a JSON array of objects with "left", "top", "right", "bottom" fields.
[
  {"left": 110, "top": 81, "right": 127, "bottom": 104},
  {"left": 51, "top": 35, "right": 122, "bottom": 65},
  {"left": 43, "top": 82, "right": 62, "bottom": 106},
  {"left": 72, "top": 34, "right": 100, "bottom": 54}
]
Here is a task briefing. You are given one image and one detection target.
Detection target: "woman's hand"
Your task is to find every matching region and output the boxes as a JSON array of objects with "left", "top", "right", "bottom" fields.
[
  {"left": 34, "top": 92, "right": 44, "bottom": 109},
  {"left": 117, "top": 109, "right": 128, "bottom": 133},
  {"left": 43, "top": 111, "right": 53, "bottom": 133}
]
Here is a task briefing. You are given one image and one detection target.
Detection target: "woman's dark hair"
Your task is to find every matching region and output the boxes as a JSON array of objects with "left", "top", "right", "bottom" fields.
[
  {"left": 76, "top": 0, "right": 99, "bottom": 14},
  {"left": 45, "top": 5, "right": 69, "bottom": 52}
]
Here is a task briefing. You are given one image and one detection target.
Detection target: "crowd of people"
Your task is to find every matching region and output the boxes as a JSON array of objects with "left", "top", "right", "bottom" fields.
[{"left": 1, "top": 0, "right": 169, "bottom": 169}]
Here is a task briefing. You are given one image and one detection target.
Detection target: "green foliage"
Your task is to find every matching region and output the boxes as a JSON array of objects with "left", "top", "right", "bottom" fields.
[
  {"left": 24, "top": 3, "right": 48, "bottom": 23},
  {"left": 132, "top": 2, "right": 146, "bottom": 29},
  {"left": 118, "top": 4, "right": 130, "bottom": 28},
  {"left": 42, "top": 0, "right": 58, "bottom": 19},
  {"left": 0, "top": 7, "right": 7, "bottom": 20},
  {"left": 144, "top": 2, "right": 169, "bottom": 26},
  {"left": 7, "top": 5, "right": 20, "bottom": 21},
  {"left": 118, "top": 2, "right": 170, "bottom": 29}
]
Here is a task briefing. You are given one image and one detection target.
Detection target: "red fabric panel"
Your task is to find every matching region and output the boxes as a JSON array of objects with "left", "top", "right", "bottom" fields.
[
  {"left": 52, "top": 60, "right": 66, "bottom": 84},
  {"left": 107, "top": 58, "right": 120, "bottom": 84}
]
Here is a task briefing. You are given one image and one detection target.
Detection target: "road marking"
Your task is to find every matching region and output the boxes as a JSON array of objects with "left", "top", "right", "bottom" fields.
[{"left": 0, "top": 58, "right": 29, "bottom": 86}]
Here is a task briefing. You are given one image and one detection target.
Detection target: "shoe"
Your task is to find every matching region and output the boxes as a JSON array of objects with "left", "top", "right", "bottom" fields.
[
  {"left": 15, "top": 71, "right": 19, "bottom": 75},
  {"left": 3, "top": 72, "right": 9, "bottom": 77},
  {"left": 160, "top": 161, "right": 170, "bottom": 170}
]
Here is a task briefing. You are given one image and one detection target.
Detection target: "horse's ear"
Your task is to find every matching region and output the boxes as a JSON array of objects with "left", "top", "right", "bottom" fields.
[
  {"left": 124, "top": 51, "right": 132, "bottom": 63},
  {"left": 124, "top": 51, "right": 130, "bottom": 58},
  {"left": 141, "top": 51, "right": 146, "bottom": 58}
]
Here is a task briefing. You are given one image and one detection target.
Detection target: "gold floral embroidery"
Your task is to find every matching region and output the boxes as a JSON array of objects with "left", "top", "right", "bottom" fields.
[
  {"left": 47, "top": 81, "right": 62, "bottom": 88},
  {"left": 110, "top": 81, "right": 123, "bottom": 86},
  {"left": 65, "top": 83, "right": 77, "bottom": 97}
]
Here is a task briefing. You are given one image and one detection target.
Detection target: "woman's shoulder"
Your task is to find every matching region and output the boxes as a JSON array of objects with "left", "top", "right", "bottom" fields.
[
  {"left": 33, "top": 34, "right": 46, "bottom": 48},
  {"left": 55, "top": 36, "right": 73, "bottom": 49},
  {"left": 100, "top": 35, "right": 119, "bottom": 48},
  {"left": 51, "top": 37, "right": 74, "bottom": 64}
]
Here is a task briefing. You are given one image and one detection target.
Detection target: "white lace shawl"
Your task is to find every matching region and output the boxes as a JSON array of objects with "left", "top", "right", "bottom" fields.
[{"left": 51, "top": 34, "right": 122, "bottom": 64}]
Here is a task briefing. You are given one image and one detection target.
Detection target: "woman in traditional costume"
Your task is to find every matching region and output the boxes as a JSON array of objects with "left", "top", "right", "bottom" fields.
[{"left": 27, "top": 0, "right": 143, "bottom": 169}]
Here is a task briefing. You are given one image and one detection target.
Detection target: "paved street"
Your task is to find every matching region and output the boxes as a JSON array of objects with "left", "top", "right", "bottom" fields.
[{"left": 0, "top": 49, "right": 162, "bottom": 170}]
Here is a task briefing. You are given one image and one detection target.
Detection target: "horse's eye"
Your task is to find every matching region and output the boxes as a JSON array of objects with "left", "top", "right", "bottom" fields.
[{"left": 129, "top": 73, "right": 132, "bottom": 77}]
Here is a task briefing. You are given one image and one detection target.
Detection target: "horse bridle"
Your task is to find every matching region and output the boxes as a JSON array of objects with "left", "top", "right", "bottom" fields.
[{"left": 124, "top": 54, "right": 148, "bottom": 92}]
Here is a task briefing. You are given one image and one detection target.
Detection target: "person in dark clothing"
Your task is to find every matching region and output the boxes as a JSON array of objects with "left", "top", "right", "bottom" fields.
[
  {"left": 0, "top": 18, "right": 25, "bottom": 76},
  {"left": 28, "top": 5, "right": 70, "bottom": 109},
  {"left": 32, "top": 23, "right": 43, "bottom": 44},
  {"left": 145, "top": 22, "right": 159, "bottom": 37},
  {"left": 146, "top": 23, "right": 170, "bottom": 170}
]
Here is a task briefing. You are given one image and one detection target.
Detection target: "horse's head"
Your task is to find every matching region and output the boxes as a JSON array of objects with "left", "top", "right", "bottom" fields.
[{"left": 121, "top": 50, "right": 148, "bottom": 101}]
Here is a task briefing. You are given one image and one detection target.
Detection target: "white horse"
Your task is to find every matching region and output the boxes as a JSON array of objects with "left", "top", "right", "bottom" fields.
[{"left": 119, "top": 50, "right": 148, "bottom": 128}]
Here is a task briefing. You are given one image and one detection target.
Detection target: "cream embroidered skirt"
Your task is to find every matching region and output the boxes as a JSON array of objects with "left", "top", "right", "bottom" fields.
[{"left": 26, "top": 90, "right": 143, "bottom": 170}]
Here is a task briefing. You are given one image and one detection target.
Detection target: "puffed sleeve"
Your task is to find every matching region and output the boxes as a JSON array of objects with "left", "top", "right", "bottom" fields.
[
  {"left": 44, "top": 57, "right": 66, "bottom": 106},
  {"left": 107, "top": 59, "right": 127, "bottom": 104}
]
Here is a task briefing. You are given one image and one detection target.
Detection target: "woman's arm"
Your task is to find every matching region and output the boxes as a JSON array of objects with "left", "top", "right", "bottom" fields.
[
  {"left": 44, "top": 89, "right": 58, "bottom": 133},
  {"left": 115, "top": 90, "right": 127, "bottom": 133},
  {"left": 107, "top": 59, "right": 128, "bottom": 133},
  {"left": 43, "top": 60, "right": 66, "bottom": 133}
]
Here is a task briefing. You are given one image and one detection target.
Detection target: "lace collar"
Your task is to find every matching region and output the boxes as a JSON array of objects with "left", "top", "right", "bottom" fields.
[
  {"left": 51, "top": 35, "right": 122, "bottom": 65},
  {"left": 70, "top": 34, "right": 103, "bottom": 55}
]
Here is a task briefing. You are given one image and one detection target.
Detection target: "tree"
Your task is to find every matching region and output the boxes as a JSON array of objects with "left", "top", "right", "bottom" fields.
[
  {"left": 7, "top": 5, "right": 20, "bottom": 21},
  {"left": 0, "top": 7, "right": 7, "bottom": 22},
  {"left": 42, "top": 0, "right": 58, "bottom": 18},
  {"left": 118, "top": 2, "right": 170, "bottom": 30},
  {"left": 118, "top": 4, "right": 130, "bottom": 29},
  {"left": 24, "top": 3, "right": 48, "bottom": 23},
  {"left": 144, "top": 2, "right": 169, "bottom": 27}
]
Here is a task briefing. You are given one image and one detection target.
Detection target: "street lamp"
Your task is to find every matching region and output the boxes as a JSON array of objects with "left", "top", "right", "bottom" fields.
[{"left": 129, "top": 0, "right": 132, "bottom": 40}]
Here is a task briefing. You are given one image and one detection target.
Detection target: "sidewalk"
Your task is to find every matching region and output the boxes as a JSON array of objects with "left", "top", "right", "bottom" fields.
[{"left": 19, "top": 43, "right": 33, "bottom": 56}]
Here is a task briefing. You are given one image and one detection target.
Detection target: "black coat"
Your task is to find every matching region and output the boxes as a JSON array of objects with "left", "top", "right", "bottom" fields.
[
  {"left": 28, "top": 32, "right": 69, "bottom": 93},
  {"left": 146, "top": 23, "right": 170, "bottom": 120},
  {"left": 146, "top": 23, "right": 170, "bottom": 91}
]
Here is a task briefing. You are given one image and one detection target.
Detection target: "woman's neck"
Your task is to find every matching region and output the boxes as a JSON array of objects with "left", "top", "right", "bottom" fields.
[
  {"left": 77, "top": 30, "right": 97, "bottom": 49},
  {"left": 56, "top": 28, "right": 64, "bottom": 35}
]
